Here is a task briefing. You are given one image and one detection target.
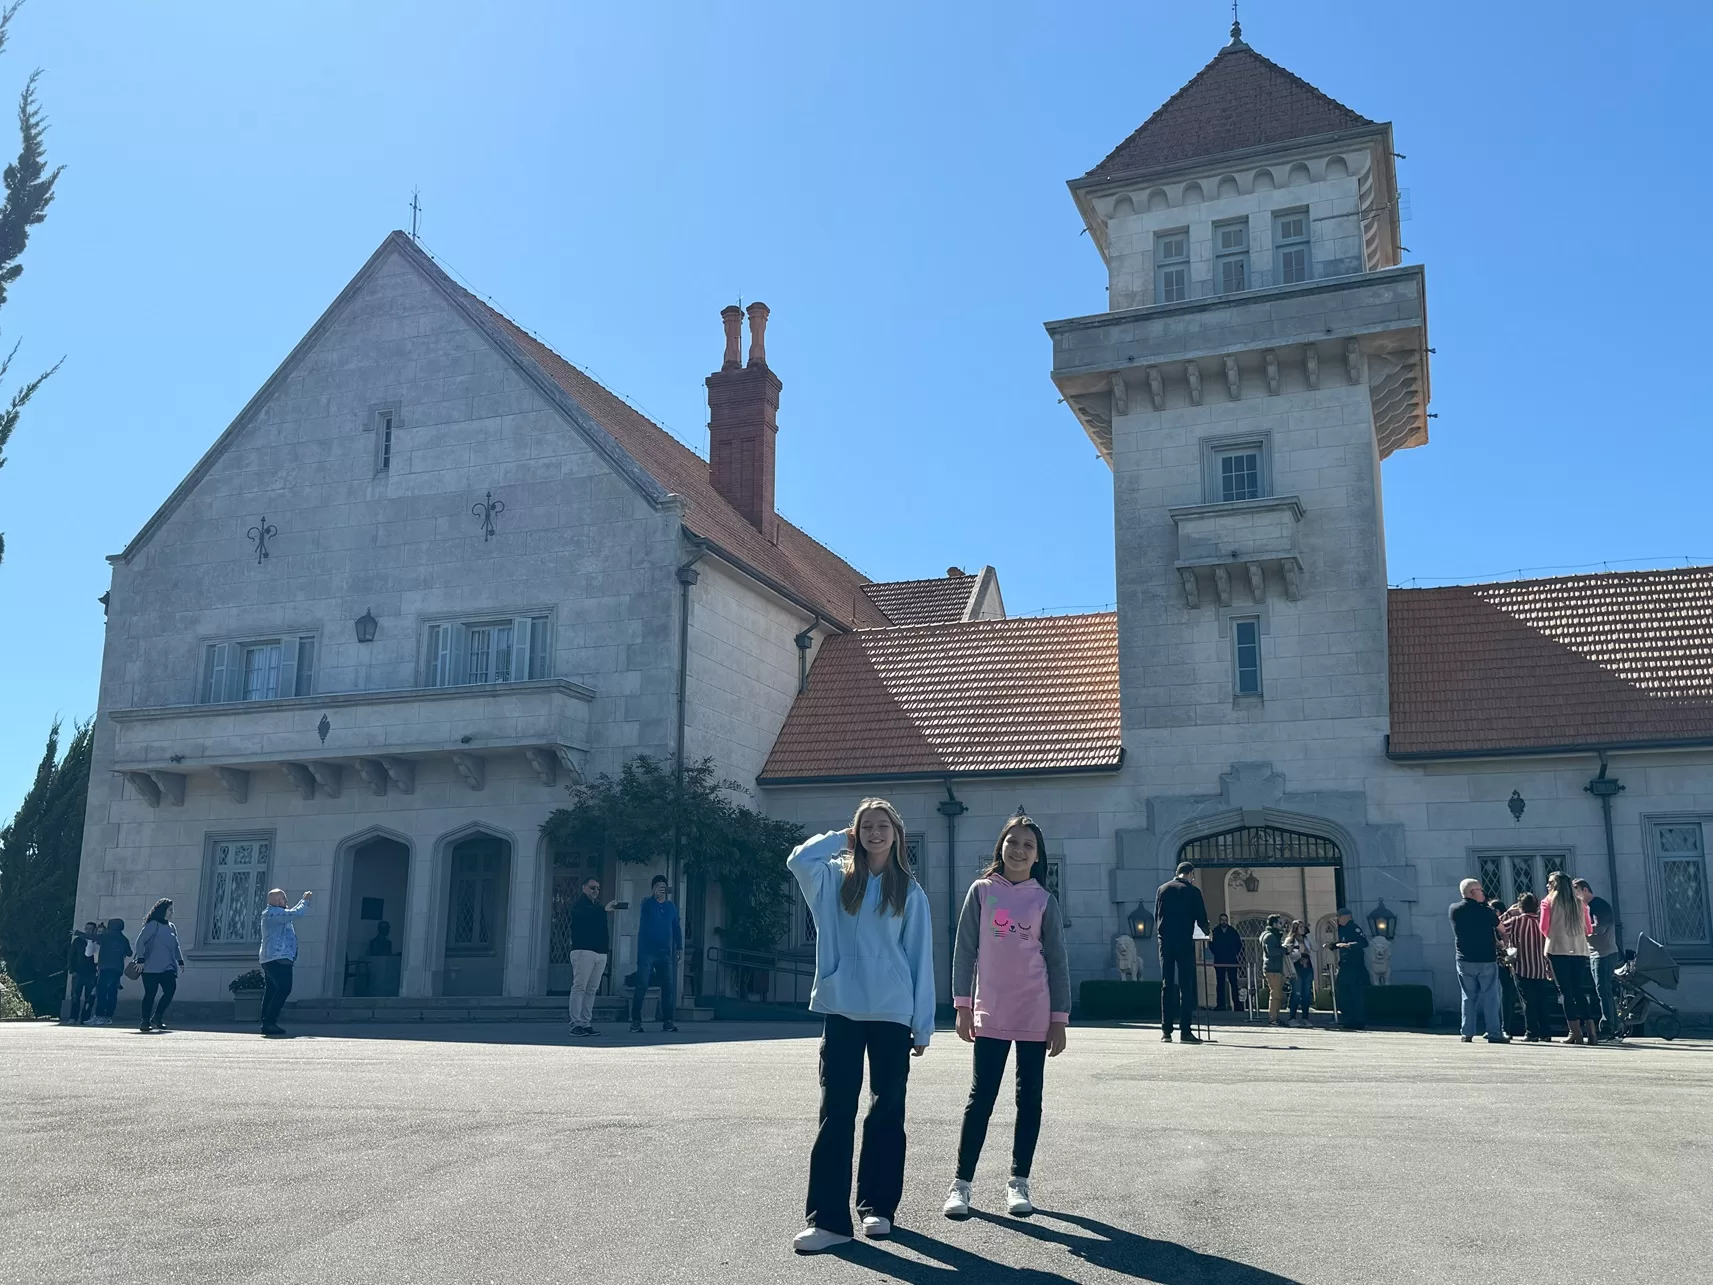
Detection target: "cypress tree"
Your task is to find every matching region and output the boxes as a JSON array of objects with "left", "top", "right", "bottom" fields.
[{"left": 0, "top": 720, "right": 92, "bottom": 1016}]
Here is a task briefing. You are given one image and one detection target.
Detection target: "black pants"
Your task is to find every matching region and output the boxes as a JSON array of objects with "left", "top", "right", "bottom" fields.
[
  {"left": 1498, "top": 965, "right": 1522, "bottom": 1035},
  {"left": 1159, "top": 943, "right": 1197, "bottom": 1034},
  {"left": 805, "top": 1014, "right": 911, "bottom": 1235},
  {"left": 1213, "top": 966, "right": 1241, "bottom": 1010},
  {"left": 955, "top": 1036, "right": 1047, "bottom": 1182},
  {"left": 1517, "top": 975, "right": 1556, "bottom": 1039},
  {"left": 139, "top": 972, "right": 177, "bottom": 1028},
  {"left": 1548, "top": 954, "right": 1598, "bottom": 1022},
  {"left": 69, "top": 973, "right": 97, "bottom": 1022},
  {"left": 1336, "top": 965, "right": 1368, "bottom": 1028},
  {"left": 261, "top": 960, "right": 294, "bottom": 1028}
]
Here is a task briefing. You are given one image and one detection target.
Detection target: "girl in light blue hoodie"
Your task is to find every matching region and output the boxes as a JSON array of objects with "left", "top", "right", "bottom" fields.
[{"left": 788, "top": 798, "right": 935, "bottom": 1255}]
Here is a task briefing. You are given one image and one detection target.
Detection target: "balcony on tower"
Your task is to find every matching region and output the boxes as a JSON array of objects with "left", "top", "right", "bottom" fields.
[{"left": 1169, "top": 495, "right": 1304, "bottom": 608}]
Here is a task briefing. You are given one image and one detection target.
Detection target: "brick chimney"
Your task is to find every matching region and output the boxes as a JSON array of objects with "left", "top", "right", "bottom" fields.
[{"left": 706, "top": 301, "right": 781, "bottom": 541}]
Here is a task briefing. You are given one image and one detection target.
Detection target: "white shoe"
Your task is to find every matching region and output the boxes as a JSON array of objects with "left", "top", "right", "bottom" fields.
[
  {"left": 1006, "top": 1177, "right": 1034, "bottom": 1216},
  {"left": 792, "top": 1226, "right": 852, "bottom": 1254},
  {"left": 943, "top": 1180, "right": 972, "bottom": 1219},
  {"left": 861, "top": 1215, "right": 892, "bottom": 1238}
]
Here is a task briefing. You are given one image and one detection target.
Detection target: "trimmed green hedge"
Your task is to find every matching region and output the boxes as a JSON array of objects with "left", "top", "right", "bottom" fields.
[
  {"left": 1078, "top": 980, "right": 1162, "bottom": 1020},
  {"left": 1364, "top": 984, "right": 1434, "bottom": 1027}
]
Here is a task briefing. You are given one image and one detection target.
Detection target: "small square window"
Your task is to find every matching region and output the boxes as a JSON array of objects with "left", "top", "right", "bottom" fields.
[{"left": 1233, "top": 619, "right": 1262, "bottom": 696}]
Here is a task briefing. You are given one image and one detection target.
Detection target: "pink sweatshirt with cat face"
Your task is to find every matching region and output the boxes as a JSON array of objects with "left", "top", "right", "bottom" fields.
[{"left": 951, "top": 875, "right": 1072, "bottom": 1043}]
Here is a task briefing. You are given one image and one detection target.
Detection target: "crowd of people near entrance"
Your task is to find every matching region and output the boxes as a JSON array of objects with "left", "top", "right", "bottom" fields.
[{"left": 1450, "top": 872, "right": 1625, "bottom": 1044}]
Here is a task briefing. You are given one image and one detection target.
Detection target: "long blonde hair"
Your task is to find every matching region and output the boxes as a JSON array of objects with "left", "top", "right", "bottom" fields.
[
  {"left": 1544, "top": 871, "right": 1578, "bottom": 931},
  {"left": 839, "top": 798, "right": 913, "bottom": 917}
]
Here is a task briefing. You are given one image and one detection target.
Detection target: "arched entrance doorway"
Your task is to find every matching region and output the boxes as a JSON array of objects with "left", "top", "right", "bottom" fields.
[
  {"left": 342, "top": 835, "right": 409, "bottom": 997},
  {"left": 442, "top": 832, "right": 513, "bottom": 996},
  {"left": 1178, "top": 825, "right": 1345, "bottom": 1008}
]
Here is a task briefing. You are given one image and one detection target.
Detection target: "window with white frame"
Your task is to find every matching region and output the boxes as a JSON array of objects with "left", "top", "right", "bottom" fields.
[
  {"left": 1273, "top": 209, "right": 1311, "bottom": 284},
  {"left": 1474, "top": 850, "right": 1569, "bottom": 907},
  {"left": 202, "top": 635, "right": 317, "bottom": 703},
  {"left": 425, "top": 615, "right": 551, "bottom": 687},
  {"left": 375, "top": 408, "right": 396, "bottom": 472},
  {"left": 1650, "top": 821, "right": 1710, "bottom": 946},
  {"left": 1154, "top": 231, "right": 1189, "bottom": 303},
  {"left": 1232, "top": 618, "right": 1262, "bottom": 697},
  {"left": 1216, "top": 446, "right": 1263, "bottom": 502},
  {"left": 202, "top": 833, "right": 273, "bottom": 946},
  {"left": 1214, "top": 219, "right": 1250, "bottom": 294}
]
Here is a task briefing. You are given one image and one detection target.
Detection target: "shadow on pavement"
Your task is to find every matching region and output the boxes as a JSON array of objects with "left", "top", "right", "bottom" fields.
[
  {"left": 145, "top": 1020, "right": 821, "bottom": 1048},
  {"left": 828, "top": 1212, "right": 1302, "bottom": 1284}
]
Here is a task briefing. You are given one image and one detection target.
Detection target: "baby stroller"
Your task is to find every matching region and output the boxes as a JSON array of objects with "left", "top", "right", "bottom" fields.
[{"left": 1614, "top": 935, "right": 1681, "bottom": 1041}]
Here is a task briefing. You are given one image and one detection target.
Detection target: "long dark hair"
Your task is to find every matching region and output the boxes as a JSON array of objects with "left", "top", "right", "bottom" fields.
[
  {"left": 145, "top": 898, "right": 173, "bottom": 925},
  {"left": 1545, "top": 871, "right": 1577, "bottom": 929},
  {"left": 838, "top": 798, "right": 913, "bottom": 917},
  {"left": 982, "top": 815, "right": 1047, "bottom": 884}
]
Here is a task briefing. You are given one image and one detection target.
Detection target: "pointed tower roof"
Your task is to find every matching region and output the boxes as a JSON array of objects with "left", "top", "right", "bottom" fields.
[{"left": 1085, "top": 34, "right": 1374, "bottom": 180}]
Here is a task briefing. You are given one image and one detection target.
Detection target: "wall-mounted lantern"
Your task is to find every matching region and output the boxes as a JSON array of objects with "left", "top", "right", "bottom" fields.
[
  {"left": 354, "top": 608, "right": 378, "bottom": 644},
  {"left": 1129, "top": 903, "right": 1153, "bottom": 940},
  {"left": 1368, "top": 900, "right": 1397, "bottom": 940}
]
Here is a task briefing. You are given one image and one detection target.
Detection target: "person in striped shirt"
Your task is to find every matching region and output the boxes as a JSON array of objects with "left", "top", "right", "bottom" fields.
[{"left": 1499, "top": 893, "right": 1556, "bottom": 1042}]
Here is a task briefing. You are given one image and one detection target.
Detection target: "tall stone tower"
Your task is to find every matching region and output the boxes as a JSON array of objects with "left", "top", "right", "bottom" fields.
[{"left": 1048, "top": 26, "right": 1430, "bottom": 800}]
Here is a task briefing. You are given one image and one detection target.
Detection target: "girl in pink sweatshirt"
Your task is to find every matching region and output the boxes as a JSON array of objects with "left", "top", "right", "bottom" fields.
[{"left": 943, "top": 814, "right": 1071, "bottom": 1220}]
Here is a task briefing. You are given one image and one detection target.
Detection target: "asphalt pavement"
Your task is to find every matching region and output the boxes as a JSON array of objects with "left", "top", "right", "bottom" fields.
[{"left": 3, "top": 1018, "right": 1709, "bottom": 1284}]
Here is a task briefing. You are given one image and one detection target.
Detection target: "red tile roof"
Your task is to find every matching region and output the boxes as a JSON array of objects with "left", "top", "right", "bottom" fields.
[
  {"left": 1388, "top": 567, "right": 1713, "bottom": 757},
  {"left": 759, "top": 614, "right": 1122, "bottom": 783},
  {"left": 1086, "top": 40, "right": 1374, "bottom": 179},
  {"left": 861, "top": 573, "right": 978, "bottom": 626}
]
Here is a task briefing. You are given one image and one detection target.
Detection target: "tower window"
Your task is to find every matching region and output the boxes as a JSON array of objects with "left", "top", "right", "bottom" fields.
[
  {"left": 1155, "top": 231, "right": 1189, "bottom": 303},
  {"left": 1218, "top": 448, "right": 1261, "bottom": 502},
  {"left": 1233, "top": 618, "right": 1262, "bottom": 696},
  {"left": 1274, "top": 209, "right": 1310, "bottom": 284},
  {"left": 1215, "top": 219, "right": 1249, "bottom": 294}
]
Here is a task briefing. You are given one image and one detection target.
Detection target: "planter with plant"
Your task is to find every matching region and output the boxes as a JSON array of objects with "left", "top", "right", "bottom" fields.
[{"left": 229, "top": 968, "right": 265, "bottom": 1021}]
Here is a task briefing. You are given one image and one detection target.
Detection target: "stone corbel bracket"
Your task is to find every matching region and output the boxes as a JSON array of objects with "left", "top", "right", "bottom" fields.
[
  {"left": 1304, "top": 345, "right": 1320, "bottom": 389},
  {"left": 1110, "top": 374, "right": 1128, "bottom": 416},
  {"left": 451, "top": 751, "right": 485, "bottom": 791},
  {"left": 380, "top": 757, "right": 416, "bottom": 795},
  {"left": 307, "top": 762, "right": 342, "bottom": 799},
  {"left": 1223, "top": 355, "right": 1240, "bottom": 402},
  {"left": 281, "top": 762, "right": 316, "bottom": 800},
  {"left": 1184, "top": 362, "right": 1202, "bottom": 406},
  {"left": 213, "top": 766, "right": 249, "bottom": 804},
  {"left": 353, "top": 759, "right": 389, "bottom": 796},
  {"left": 524, "top": 747, "right": 557, "bottom": 787},
  {"left": 1147, "top": 366, "right": 1164, "bottom": 411},
  {"left": 1264, "top": 350, "right": 1280, "bottom": 396}
]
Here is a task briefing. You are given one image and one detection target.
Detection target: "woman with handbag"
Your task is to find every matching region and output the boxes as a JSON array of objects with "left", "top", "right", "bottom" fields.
[{"left": 132, "top": 898, "right": 185, "bottom": 1033}]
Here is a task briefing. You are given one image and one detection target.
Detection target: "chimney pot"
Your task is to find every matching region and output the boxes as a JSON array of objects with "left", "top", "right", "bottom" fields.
[
  {"left": 719, "top": 305, "right": 743, "bottom": 371},
  {"left": 746, "top": 301, "right": 770, "bottom": 368},
  {"left": 947, "top": 566, "right": 964, "bottom": 578}
]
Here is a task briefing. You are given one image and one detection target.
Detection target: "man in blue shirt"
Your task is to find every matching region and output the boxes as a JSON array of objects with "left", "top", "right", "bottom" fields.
[
  {"left": 259, "top": 888, "right": 312, "bottom": 1037},
  {"left": 630, "top": 875, "right": 682, "bottom": 1034}
]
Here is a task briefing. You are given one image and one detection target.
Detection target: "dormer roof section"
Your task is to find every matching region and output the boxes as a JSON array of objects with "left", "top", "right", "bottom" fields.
[{"left": 1083, "top": 37, "right": 1375, "bottom": 183}]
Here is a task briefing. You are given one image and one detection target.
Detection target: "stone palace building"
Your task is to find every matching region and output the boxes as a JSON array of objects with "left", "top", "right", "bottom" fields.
[{"left": 77, "top": 30, "right": 1713, "bottom": 1018}]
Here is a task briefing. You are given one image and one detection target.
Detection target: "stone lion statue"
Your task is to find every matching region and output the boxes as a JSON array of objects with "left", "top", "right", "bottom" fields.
[
  {"left": 1113, "top": 933, "right": 1141, "bottom": 982},
  {"left": 1368, "top": 933, "right": 1392, "bottom": 986}
]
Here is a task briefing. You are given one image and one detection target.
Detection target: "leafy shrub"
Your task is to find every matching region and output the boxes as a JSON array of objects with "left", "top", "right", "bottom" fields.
[
  {"left": 1077, "top": 979, "right": 1162, "bottom": 1020},
  {"left": 1365, "top": 984, "right": 1434, "bottom": 1027},
  {"left": 0, "top": 960, "right": 36, "bottom": 1020},
  {"left": 229, "top": 968, "right": 266, "bottom": 993}
]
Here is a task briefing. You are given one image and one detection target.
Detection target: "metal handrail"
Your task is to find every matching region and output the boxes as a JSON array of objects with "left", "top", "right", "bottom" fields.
[{"left": 704, "top": 946, "right": 818, "bottom": 980}]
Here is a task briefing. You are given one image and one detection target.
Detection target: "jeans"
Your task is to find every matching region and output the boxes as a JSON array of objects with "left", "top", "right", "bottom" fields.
[
  {"left": 1594, "top": 952, "right": 1621, "bottom": 1035},
  {"left": 1159, "top": 943, "right": 1197, "bottom": 1035},
  {"left": 567, "top": 950, "right": 607, "bottom": 1026},
  {"left": 1548, "top": 954, "right": 1598, "bottom": 1022},
  {"left": 1517, "top": 975, "right": 1556, "bottom": 1039},
  {"left": 805, "top": 1014, "right": 912, "bottom": 1235},
  {"left": 630, "top": 950, "right": 677, "bottom": 1024},
  {"left": 1264, "top": 972, "right": 1285, "bottom": 1021},
  {"left": 1457, "top": 960, "right": 1504, "bottom": 1038},
  {"left": 955, "top": 1036, "right": 1047, "bottom": 1182},
  {"left": 139, "top": 972, "right": 177, "bottom": 1028},
  {"left": 94, "top": 968, "right": 123, "bottom": 1019},
  {"left": 1289, "top": 966, "right": 1314, "bottom": 1020},
  {"left": 1213, "top": 966, "right": 1241, "bottom": 1010},
  {"left": 69, "top": 973, "right": 97, "bottom": 1022},
  {"left": 260, "top": 960, "right": 294, "bottom": 1028}
]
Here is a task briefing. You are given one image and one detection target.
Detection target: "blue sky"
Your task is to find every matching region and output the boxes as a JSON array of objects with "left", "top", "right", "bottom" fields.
[{"left": 2, "top": 1, "right": 1709, "bottom": 807}]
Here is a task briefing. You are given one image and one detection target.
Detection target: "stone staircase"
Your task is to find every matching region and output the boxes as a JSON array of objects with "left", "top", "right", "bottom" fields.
[{"left": 283, "top": 995, "right": 713, "bottom": 1023}]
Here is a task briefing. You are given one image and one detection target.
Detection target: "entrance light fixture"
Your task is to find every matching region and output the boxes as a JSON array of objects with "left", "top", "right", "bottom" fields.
[
  {"left": 1129, "top": 903, "right": 1153, "bottom": 940},
  {"left": 1368, "top": 900, "right": 1397, "bottom": 940},
  {"left": 355, "top": 608, "right": 378, "bottom": 643}
]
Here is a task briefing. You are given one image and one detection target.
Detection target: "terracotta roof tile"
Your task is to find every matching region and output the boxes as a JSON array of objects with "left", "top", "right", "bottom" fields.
[
  {"left": 459, "top": 290, "right": 891, "bottom": 630},
  {"left": 861, "top": 573, "right": 978, "bottom": 626},
  {"left": 1087, "top": 41, "right": 1373, "bottom": 179},
  {"left": 1388, "top": 567, "right": 1713, "bottom": 756},
  {"left": 759, "top": 614, "right": 1122, "bottom": 782}
]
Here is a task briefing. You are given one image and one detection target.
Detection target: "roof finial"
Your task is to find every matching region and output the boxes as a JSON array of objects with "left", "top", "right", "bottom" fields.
[{"left": 1229, "top": 0, "right": 1243, "bottom": 44}]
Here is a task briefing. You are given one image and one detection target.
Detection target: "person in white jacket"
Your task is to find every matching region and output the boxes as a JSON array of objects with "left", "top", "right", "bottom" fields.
[{"left": 787, "top": 799, "right": 935, "bottom": 1255}]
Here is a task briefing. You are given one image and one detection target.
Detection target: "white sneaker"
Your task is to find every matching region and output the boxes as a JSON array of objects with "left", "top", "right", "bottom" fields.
[
  {"left": 861, "top": 1215, "right": 892, "bottom": 1238},
  {"left": 1006, "top": 1177, "right": 1034, "bottom": 1216},
  {"left": 792, "top": 1226, "right": 851, "bottom": 1254},
  {"left": 943, "top": 1180, "right": 972, "bottom": 1219}
]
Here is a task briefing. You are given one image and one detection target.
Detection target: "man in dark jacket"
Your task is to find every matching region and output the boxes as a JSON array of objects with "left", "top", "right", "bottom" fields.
[
  {"left": 630, "top": 874, "right": 683, "bottom": 1034},
  {"left": 567, "top": 876, "right": 618, "bottom": 1037},
  {"left": 1155, "top": 862, "right": 1209, "bottom": 1044},
  {"left": 1333, "top": 910, "right": 1369, "bottom": 1030},
  {"left": 1209, "top": 914, "right": 1244, "bottom": 1011},
  {"left": 91, "top": 918, "right": 131, "bottom": 1026},
  {"left": 65, "top": 922, "right": 98, "bottom": 1025},
  {"left": 1449, "top": 879, "right": 1507, "bottom": 1043}
]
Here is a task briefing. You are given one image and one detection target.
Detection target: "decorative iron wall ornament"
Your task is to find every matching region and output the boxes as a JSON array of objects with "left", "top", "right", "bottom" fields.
[
  {"left": 247, "top": 517, "right": 278, "bottom": 563},
  {"left": 472, "top": 491, "right": 505, "bottom": 541},
  {"left": 317, "top": 714, "right": 331, "bottom": 744},
  {"left": 1508, "top": 790, "right": 1526, "bottom": 823}
]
